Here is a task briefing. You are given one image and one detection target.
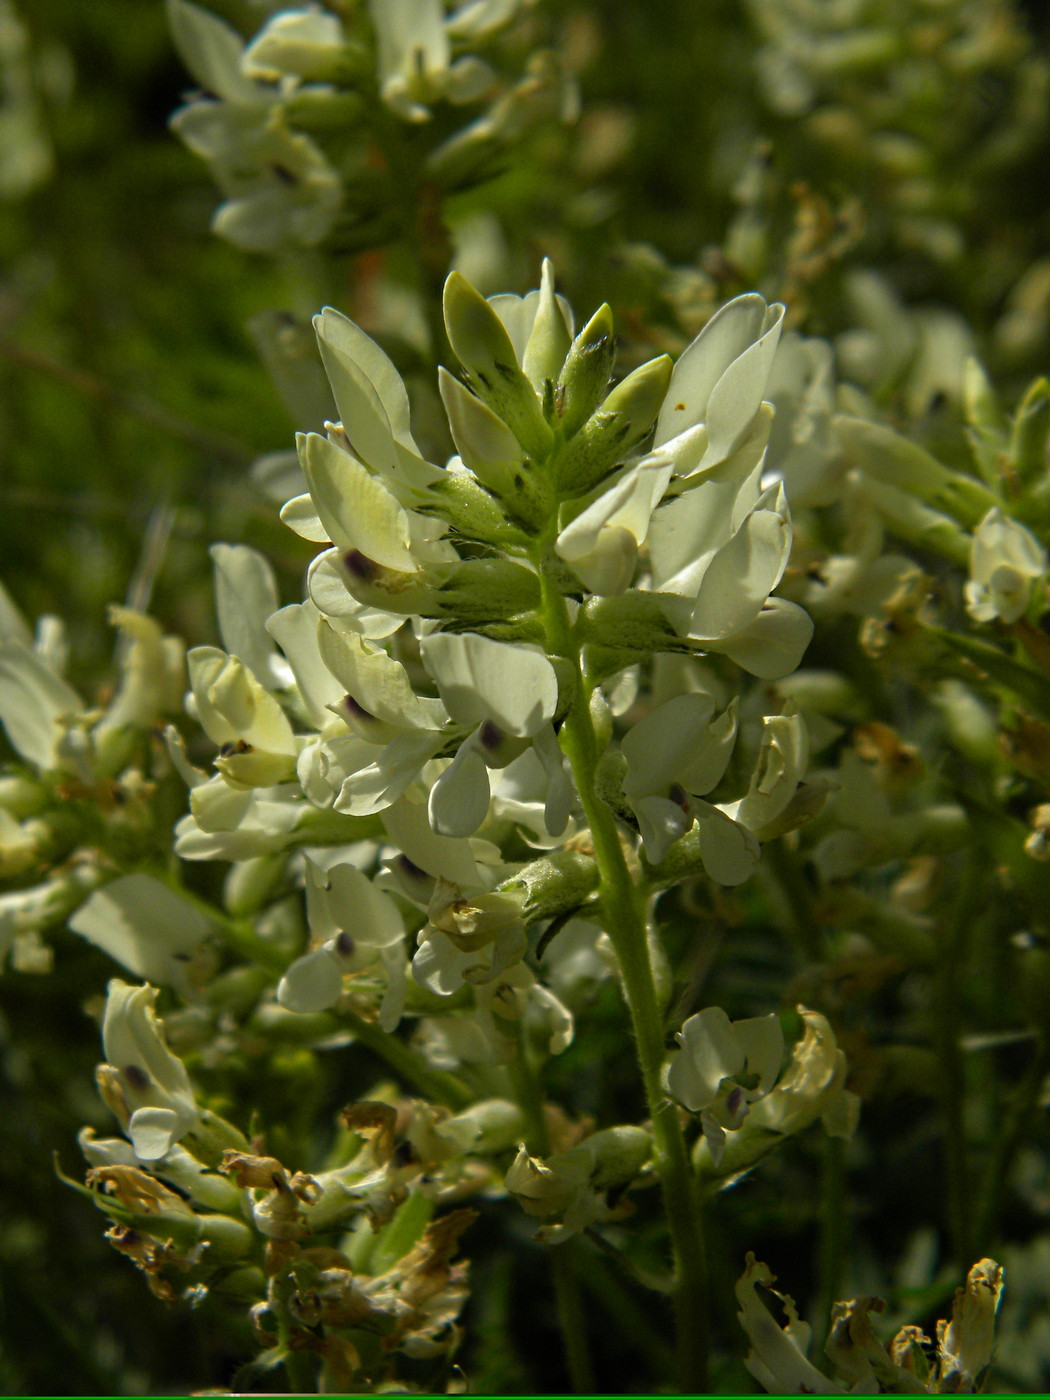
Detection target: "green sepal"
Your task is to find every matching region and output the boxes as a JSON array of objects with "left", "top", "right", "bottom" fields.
[
  {"left": 554, "top": 355, "right": 673, "bottom": 496},
  {"left": 429, "top": 472, "right": 532, "bottom": 548},
  {"left": 368, "top": 1191, "right": 435, "bottom": 1277},
  {"left": 443, "top": 272, "right": 554, "bottom": 461},
  {"left": 558, "top": 302, "right": 616, "bottom": 437},
  {"left": 930, "top": 626, "right": 1050, "bottom": 719},
  {"left": 963, "top": 357, "right": 1009, "bottom": 487},
  {"left": 1009, "top": 377, "right": 1050, "bottom": 489},
  {"left": 835, "top": 415, "right": 998, "bottom": 528}
]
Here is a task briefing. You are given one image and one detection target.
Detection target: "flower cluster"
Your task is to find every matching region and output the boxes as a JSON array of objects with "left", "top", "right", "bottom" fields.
[{"left": 168, "top": 0, "right": 574, "bottom": 254}]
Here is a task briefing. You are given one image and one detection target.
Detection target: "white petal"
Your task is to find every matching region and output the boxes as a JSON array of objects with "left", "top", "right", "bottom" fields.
[
  {"left": 428, "top": 742, "right": 492, "bottom": 837},
  {"left": 0, "top": 640, "right": 81, "bottom": 769},
  {"left": 622, "top": 692, "right": 711, "bottom": 793},
  {"left": 277, "top": 945, "right": 343, "bottom": 1013},
  {"left": 688, "top": 493, "right": 791, "bottom": 641},
  {"left": 297, "top": 432, "right": 417, "bottom": 570},
  {"left": 382, "top": 793, "right": 481, "bottom": 887},
  {"left": 704, "top": 599, "right": 814, "bottom": 680},
  {"left": 332, "top": 729, "right": 445, "bottom": 816},
  {"left": 667, "top": 1006, "right": 745, "bottom": 1112},
  {"left": 167, "top": 0, "right": 263, "bottom": 104},
  {"left": 733, "top": 1013, "right": 785, "bottom": 1097},
  {"left": 732, "top": 713, "right": 809, "bottom": 834},
  {"left": 655, "top": 295, "right": 782, "bottom": 452},
  {"left": 632, "top": 793, "right": 692, "bottom": 865},
  {"left": 306, "top": 551, "right": 405, "bottom": 636},
  {"left": 693, "top": 804, "right": 760, "bottom": 886},
  {"left": 265, "top": 602, "right": 345, "bottom": 727},
  {"left": 318, "top": 619, "right": 444, "bottom": 729},
  {"left": 314, "top": 307, "right": 418, "bottom": 465},
  {"left": 280, "top": 491, "right": 331, "bottom": 542},
  {"left": 127, "top": 1107, "right": 181, "bottom": 1162},
  {"left": 326, "top": 865, "right": 404, "bottom": 948},
  {"left": 533, "top": 723, "right": 573, "bottom": 837},
  {"left": 421, "top": 632, "right": 558, "bottom": 737},
  {"left": 69, "top": 875, "right": 213, "bottom": 988},
  {"left": 211, "top": 544, "right": 290, "bottom": 689}
]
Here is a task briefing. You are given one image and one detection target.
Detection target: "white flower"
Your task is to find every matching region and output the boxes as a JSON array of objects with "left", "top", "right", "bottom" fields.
[
  {"left": 621, "top": 691, "right": 761, "bottom": 881},
  {"left": 505, "top": 1125, "right": 651, "bottom": 1242},
  {"left": 68, "top": 874, "right": 214, "bottom": 991},
  {"left": 965, "top": 507, "right": 1046, "bottom": 624},
  {"left": 369, "top": 0, "right": 496, "bottom": 123},
  {"left": 211, "top": 543, "right": 293, "bottom": 692},
  {"left": 555, "top": 453, "right": 674, "bottom": 596},
  {"left": 736, "top": 1254, "right": 844, "bottom": 1395},
  {"left": 277, "top": 860, "right": 407, "bottom": 1030},
  {"left": 650, "top": 469, "right": 813, "bottom": 679},
  {"left": 0, "top": 637, "right": 82, "bottom": 772},
  {"left": 100, "top": 980, "right": 201, "bottom": 1161},
  {"left": 240, "top": 6, "right": 348, "bottom": 83},
  {"left": 721, "top": 711, "right": 809, "bottom": 839},
  {"left": 419, "top": 632, "right": 563, "bottom": 838},
  {"left": 654, "top": 293, "right": 785, "bottom": 475},
  {"left": 186, "top": 646, "right": 299, "bottom": 787},
  {"left": 167, "top": 0, "right": 343, "bottom": 252},
  {"left": 667, "top": 1006, "right": 783, "bottom": 1165}
]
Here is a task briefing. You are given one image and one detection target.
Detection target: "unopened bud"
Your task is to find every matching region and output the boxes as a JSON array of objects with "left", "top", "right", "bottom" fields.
[
  {"left": 443, "top": 272, "right": 554, "bottom": 461},
  {"left": 836, "top": 415, "right": 996, "bottom": 528},
  {"left": 555, "top": 355, "right": 673, "bottom": 496},
  {"left": 522, "top": 260, "right": 572, "bottom": 392},
  {"left": 501, "top": 848, "right": 599, "bottom": 922},
  {"left": 198, "top": 1213, "right": 255, "bottom": 1264},
  {"left": 558, "top": 303, "right": 616, "bottom": 437},
  {"left": 1009, "top": 376, "right": 1050, "bottom": 489}
]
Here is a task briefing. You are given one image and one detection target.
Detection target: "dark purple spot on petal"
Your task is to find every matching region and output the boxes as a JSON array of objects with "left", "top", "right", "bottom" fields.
[
  {"left": 123, "top": 1064, "right": 150, "bottom": 1091},
  {"left": 479, "top": 720, "right": 504, "bottom": 752},
  {"left": 343, "top": 550, "right": 379, "bottom": 581}
]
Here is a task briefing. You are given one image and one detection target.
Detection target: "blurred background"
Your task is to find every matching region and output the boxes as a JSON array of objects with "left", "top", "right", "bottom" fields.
[{"left": 4, "top": 0, "right": 1050, "bottom": 1391}]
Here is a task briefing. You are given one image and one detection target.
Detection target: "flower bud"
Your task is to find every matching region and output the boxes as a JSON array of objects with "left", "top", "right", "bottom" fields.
[
  {"left": 578, "top": 1125, "right": 652, "bottom": 1190},
  {"left": 432, "top": 470, "right": 528, "bottom": 547},
  {"left": 198, "top": 1213, "right": 255, "bottom": 1264},
  {"left": 1009, "top": 376, "right": 1050, "bottom": 488},
  {"left": 223, "top": 854, "right": 288, "bottom": 918},
  {"left": 522, "top": 260, "right": 572, "bottom": 392},
  {"left": 443, "top": 272, "right": 554, "bottom": 461},
  {"left": 555, "top": 355, "right": 673, "bottom": 496},
  {"left": 836, "top": 415, "right": 997, "bottom": 528},
  {"left": 500, "top": 848, "right": 599, "bottom": 922},
  {"left": 558, "top": 303, "right": 616, "bottom": 437}
]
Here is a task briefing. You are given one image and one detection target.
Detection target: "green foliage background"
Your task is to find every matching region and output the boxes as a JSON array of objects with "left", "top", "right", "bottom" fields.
[{"left": 5, "top": 1, "right": 1050, "bottom": 1392}]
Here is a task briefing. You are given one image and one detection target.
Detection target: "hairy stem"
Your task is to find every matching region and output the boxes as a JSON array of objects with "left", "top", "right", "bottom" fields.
[
  {"left": 538, "top": 568, "right": 710, "bottom": 1392},
  {"left": 507, "top": 1040, "right": 597, "bottom": 1393}
]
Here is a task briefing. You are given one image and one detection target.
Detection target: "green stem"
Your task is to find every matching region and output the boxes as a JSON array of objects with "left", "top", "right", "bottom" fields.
[
  {"left": 811, "top": 1133, "right": 849, "bottom": 1359},
  {"left": 538, "top": 567, "right": 709, "bottom": 1392},
  {"left": 974, "top": 1033, "right": 1050, "bottom": 1254},
  {"left": 507, "top": 1041, "right": 597, "bottom": 1393},
  {"left": 550, "top": 1244, "right": 598, "bottom": 1394},
  {"left": 762, "top": 838, "right": 824, "bottom": 962},
  {"left": 340, "top": 1007, "right": 475, "bottom": 1110},
  {"left": 935, "top": 859, "right": 982, "bottom": 1270}
]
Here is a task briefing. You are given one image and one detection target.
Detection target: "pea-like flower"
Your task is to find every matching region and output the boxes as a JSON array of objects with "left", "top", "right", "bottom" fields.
[
  {"left": 965, "top": 507, "right": 1046, "bottom": 624},
  {"left": 98, "top": 980, "right": 202, "bottom": 1161},
  {"left": 276, "top": 859, "right": 407, "bottom": 1030},
  {"left": 666, "top": 1007, "right": 784, "bottom": 1166}
]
